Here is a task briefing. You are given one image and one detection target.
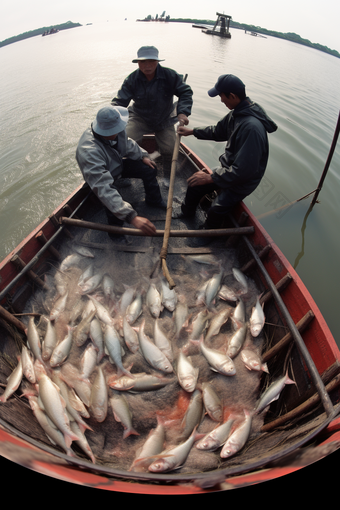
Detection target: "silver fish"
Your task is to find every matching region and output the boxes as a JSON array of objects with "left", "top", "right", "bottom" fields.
[
  {"left": 148, "top": 426, "right": 199, "bottom": 473},
  {"left": 240, "top": 349, "right": 269, "bottom": 373},
  {"left": 89, "top": 317, "right": 105, "bottom": 361},
  {"left": 0, "top": 357, "right": 23, "bottom": 403},
  {"left": 88, "top": 295, "right": 114, "bottom": 326},
  {"left": 109, "top": 391, "right": 139, "bottom": 439},
  {"left": 126, "top": 291, "right": 143, "bottom": 324},
  {"left": 138, "top": 319, "right": 173, "bottom": 374},
  {"left": 51, "top": 370, "right": 93, "bottom": 432},
  {"left": 102, "top": 274, "right": 115, "bottom": 301},
  {"left": 205, "top": 267, "right": 224, "bottom": 308},
  {"left": 226, "top": 321, "right": 247, "bottom": 359},
  {"left": 119, "top": 284, "right": 137, "bottom": 316},
  {"left": 104, "top": 323, "right": 132, "bottom": 377},
  {"left": 160, "top": 278, "right": 178, "bottom": 312},
  {"left": 60, "top": 253, "right": 83, "bottom": 272},
  {"left": 78, "top": 264, "right": 94, "bottom": 287},
  {"left": 27, "top": 394, "right": 74, "bottom": 456},
  {"left": 122, "top": 315, "right": 139, "bottom": 353},
  {"left": 79, "top": 273, "right": 103, "bottom": 295},
  {"left": 50, "top": 291, "right": 69, "bottom": 321},
  {"left": 70, "top": 420, "right": 96, "bottom": 463},
  {"left": 50, "top": 325, "right": 74, "bottom": 368},
  {"left": 199, "top": 337, "right": 236, "bottom": 376},
  {"left": 154, "top": 319, "right": 173, "bottom": 362},
  {"left": 231, "top": 299, "right": 246, "bottom": 329},
  {"left": 179, "top": 389, "right": 204, "bottom": 441},
  {"left": 38, "top": 374, "right": 79, "bottom": 448},
  {"left": 80, "top": 342, "right": 98, "bottom": 381},
  {"left": 205, "top": 306, "right": 232, "bottom": 342},
  {"left": 218, "top": 284, "right": 238, "bottom": 302},
  {"left": 176, "top": 350, "right": 199, "bottom": 393},
  {"left": 249, "top": 296, "right": 265, "bottom": 337},
  {"left": 254, "top": 371, "right": 296, "bottom": 414},
  {"left": 220, "top": 409, "right": 252, "bottom": 458},
  {"left": 73, "top": 308, "right": 97, "bottom": 347},
  {"left": 173, "top": 294, "right": 189, "bottom": 337},
  {"left": 232, "top": 267, "right": 248, "bottom": 293},
  {"left": 146, "top": 282, "right": 163, "bottom": 318},
  {"left": 196, "top": 415, "right": 235, "bottom": 451},
  {"left": 185, "top": 254, "right": 220, "bottom": 266},
  {"left": 73, "top": 245, "right": 95, "bottom": 258},
  {"left": 69, "top": 298, "right": 85, "bottom": 325},
  {"left": 129, "top": 415, "right": 165, "bottom": 472},
  {"left": 109, "top": 372, "right": 174, "bottom": 392},
  {"left": 60, "top": 363, "right": 92, "bottom": 407},
  {"left": 54, "top": 270, "right": 69, "bottom": 297},
  {"left": 196, "top": 280, "right": 209, "bottom": 307},
  {"left": 89, "top": 366, "right": 108, "bottom": 423},
  {"left": 189, "top": 308, "right": 211, "bottom": 341},
  {"left": 201, "top": 382, "right": 223, "bottom": 422},
  {"left": 21, "top": 344, "right": 36, "bottom": 384},
  {"left": 26, "top": 316, "right": 42, "bottom": 361}
]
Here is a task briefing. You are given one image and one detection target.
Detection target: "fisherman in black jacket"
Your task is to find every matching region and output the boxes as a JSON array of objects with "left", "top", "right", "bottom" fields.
[
  {"left": 111, "top": 46, "right": 193, "bottom": 157},
  {"left": 176, "top": 74, "right": 278, "bottom": 247}
]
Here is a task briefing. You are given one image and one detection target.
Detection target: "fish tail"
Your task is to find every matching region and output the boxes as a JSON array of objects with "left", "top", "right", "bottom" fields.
[{"left": 123, "top": 427, "right": 140, "bottom": 439}]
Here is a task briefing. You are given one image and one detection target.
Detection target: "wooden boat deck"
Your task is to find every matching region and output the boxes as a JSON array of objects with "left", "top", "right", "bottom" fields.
[{"left": 0, "top": 138, "right": 339, "bottom": 491}]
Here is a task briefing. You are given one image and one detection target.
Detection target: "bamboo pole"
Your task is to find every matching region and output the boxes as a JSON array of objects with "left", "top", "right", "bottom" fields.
[
  {"left": 311, "top": 110, "right": 340, "bottom": 206},
  {"left": 59, "top": 217, "right": 254, "bottom": 238},
  {"left": 160, "top": 132, "right": 181, "bottom": 288}
]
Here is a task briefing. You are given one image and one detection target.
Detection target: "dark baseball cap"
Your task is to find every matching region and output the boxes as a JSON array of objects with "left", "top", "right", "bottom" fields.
[{"left": 208, "top": 74, "right": 246, "bottom": 98}]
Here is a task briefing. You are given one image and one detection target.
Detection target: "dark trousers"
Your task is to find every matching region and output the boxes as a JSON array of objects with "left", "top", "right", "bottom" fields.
[
  {"left": 107, "top": 158, "right": 163, "bottom": 227},
  {"left": 181, "top": 183, "right": 245, "bottom": 229}
]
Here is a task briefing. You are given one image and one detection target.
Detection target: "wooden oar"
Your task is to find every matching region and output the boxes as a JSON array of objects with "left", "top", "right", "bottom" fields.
[{"left": 159, "top": 131, "right": 181, "bottom": 288}]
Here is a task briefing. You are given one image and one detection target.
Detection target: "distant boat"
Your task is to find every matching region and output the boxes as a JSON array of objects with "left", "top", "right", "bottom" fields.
[{"left": 42, "top": 28, "right": 59, "bottom": 36}]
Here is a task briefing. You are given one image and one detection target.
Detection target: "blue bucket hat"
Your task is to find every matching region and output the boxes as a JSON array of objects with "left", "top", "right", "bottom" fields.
[
  {"left": 92, "top": 106, "right": 129, "bottom": 136},
  {"left": 132, "top": 45, "right": 165, "bottom": 63},
  {"left": 208, "top": 74, "right": 246, "bottom": 98}
]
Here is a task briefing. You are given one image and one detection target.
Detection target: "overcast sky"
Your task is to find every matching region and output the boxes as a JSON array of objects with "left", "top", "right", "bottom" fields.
[{"left": 1, "top": 0, "right": 339, "bottom": 51}]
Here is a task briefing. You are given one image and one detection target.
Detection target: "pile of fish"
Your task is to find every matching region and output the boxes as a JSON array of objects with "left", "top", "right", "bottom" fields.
[{"left": 0, "top": 246, "right": 296, "bottom": 474}]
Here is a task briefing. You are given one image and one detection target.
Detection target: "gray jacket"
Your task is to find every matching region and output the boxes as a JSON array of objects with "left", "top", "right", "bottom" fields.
[{"left": 76, "top": 126, "right": 148, "bottom": 222}]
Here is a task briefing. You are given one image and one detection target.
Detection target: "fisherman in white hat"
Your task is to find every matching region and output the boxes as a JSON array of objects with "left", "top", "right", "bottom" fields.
[
  {"left": 76, "top": 105, "right": 166, "bottom": 239},
  {"left": 111, "top": 45, "right": 193, "bottom": 158}
]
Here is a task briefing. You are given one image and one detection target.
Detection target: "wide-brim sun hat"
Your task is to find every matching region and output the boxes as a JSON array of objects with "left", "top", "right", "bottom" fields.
[
  {"left": 92, "top": 106, "right": 129, "bottom": 136},
  {"left": 132, "top": 45, "right": 165, "bottom": 63}
]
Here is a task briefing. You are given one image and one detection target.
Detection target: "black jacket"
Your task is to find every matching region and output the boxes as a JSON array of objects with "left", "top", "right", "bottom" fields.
[
  {"left": 112, "top": 64, "right": 193, "bottom": 131},
  {"left": 193, "top": 98, "right": 278, "bottom": 196}
]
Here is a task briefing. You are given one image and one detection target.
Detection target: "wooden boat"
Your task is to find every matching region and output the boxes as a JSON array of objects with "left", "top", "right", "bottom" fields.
[{"left": 1, "top": 135, "right": 340, "bottom": 494}]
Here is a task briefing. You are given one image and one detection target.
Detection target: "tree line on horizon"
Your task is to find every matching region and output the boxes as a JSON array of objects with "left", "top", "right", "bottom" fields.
[
  {"left": 1, "top": 18, "right": 339, "bottom": 60},
  {"left": 167, "top": 18, "right": 340, "bottom": 59},
  {"left": 0, "top": 21, "right": 81, "bottom": 48}
]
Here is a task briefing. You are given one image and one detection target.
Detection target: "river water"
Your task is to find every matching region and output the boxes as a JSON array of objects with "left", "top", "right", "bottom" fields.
[
  {"left": 1, "top": 20, "right": 340, "bottom": 350},
  {"left": 1, "top": 17, "right": 340, "bottom": 492}
]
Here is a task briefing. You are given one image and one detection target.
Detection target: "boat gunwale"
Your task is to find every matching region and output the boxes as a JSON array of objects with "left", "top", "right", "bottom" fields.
[{"left": 0, "top": 138, "right": 339, "bottom": 490}]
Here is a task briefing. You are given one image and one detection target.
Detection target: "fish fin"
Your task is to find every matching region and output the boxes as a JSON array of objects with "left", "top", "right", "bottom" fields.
[{"left": 123, "top": 427, "right": 140, "bottom": 439}]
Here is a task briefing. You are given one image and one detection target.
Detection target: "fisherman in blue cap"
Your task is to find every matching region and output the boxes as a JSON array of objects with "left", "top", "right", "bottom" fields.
[
  {"left": 76, "top": 105, "right": 166, "bottom": 240},
  {"left": 111, "top": 46, "right": 193, "bottom": 157},
  {"left": 176, "top": 74, "right": 278, "bottom": 247}
]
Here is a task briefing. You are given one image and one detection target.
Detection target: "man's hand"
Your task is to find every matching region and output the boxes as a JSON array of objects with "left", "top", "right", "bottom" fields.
[
  {"left": 177, "top": 114, "right": 189, "bottom": 126},
  {"left": 187, "top": 170, "right": 214, "bottom": 187},
  {"left": 142, "top": 157, "right": 157, "bottom": 169},
  {"left": 177, "top": 125, "right": 194, "bottom": 137},
  {"left": 131, "top": 215, "right": 157, "bottom": 236}
]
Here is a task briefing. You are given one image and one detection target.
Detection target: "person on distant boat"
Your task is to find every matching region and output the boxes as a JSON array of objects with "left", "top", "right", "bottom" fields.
[
  {"left": 176, "top": 74, "right": 278, "bottom": 247},
  {"left": 76, "top": 105, "right": 166, "bottom": 240},
  {"left": 111, "top": 45, "right": 193, "bottom": 157}
]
